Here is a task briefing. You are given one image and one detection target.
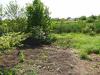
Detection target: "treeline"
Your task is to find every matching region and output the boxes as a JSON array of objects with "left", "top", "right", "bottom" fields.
[
  {"left": 52, "top": 15, "right": 100, "bottom": 35},
  {"left": 52, "top": 15, "right": 99, "bottom": 21}
]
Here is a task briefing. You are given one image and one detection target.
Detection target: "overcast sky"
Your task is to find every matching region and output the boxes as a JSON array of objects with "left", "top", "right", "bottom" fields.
[{"left": 1, "top": 0, "right": 100, "bottom": 18}]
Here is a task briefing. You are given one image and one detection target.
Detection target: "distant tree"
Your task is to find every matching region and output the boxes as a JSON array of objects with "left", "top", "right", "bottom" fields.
[
  {"left": 86, "top": 18, "right": 94, "bottom": 23},
  {"left": 3, "top": 0, "right": 27, "bottom": 33},
  {"left": 0, "top": 4, "right": 3, "bottom": 35},
  {"left": 5, "top": 0, "right": 25, "bottom": 19},
  {"left": 67, "top": 17, "right": 71, "bottom": 20},
  {"left": 79, "top": 16, "right": 86, "bottom": 20},
  {"left": 74, "top": 18, "right": 79, "bottom": 21},
  {"left": 97, "top": 15, "right": 100, "bottom": 21},
  {"left": 89, "top": 15, "right": 97, "bottom": 20},
  {"left": 0, "top": 4, "right": 2, "bottom": 25}
]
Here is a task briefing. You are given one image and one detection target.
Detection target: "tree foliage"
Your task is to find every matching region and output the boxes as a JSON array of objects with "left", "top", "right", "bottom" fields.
[
  {"left": 5, "top": 0, "right": 25, "bottom": 20},
  {"left": 26, "top": 0, "right": 51, "bottom": 41},
  {"left": 79, "top": 16, "right": 86, "bottom": 20},
  {"left": 1, "top": 0, "right": 27, "bottom": 33},
  {"left": 0, "top": 4, "right": 2, "bottom": 25}
]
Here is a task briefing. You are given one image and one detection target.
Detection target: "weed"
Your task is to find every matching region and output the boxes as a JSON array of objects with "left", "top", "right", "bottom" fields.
[
  {"left": 0, "top": 68, "right": 16, "bottom": 75},
  {"left": 79, "top": 50, "right": 89, "bottom": 60},
  {"left": 18, "top": 50, "right": 25, "bottom": 63}
]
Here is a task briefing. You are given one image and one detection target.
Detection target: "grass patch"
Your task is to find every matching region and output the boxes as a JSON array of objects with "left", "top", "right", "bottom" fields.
[
  {"left": 52, "top": 33, "right": 100, "bottom": 58},
  {"left": 0, "top": 68, "right": 16, "bottom": 75}
]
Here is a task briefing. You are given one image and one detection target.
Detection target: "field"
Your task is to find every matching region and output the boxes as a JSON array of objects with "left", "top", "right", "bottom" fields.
[
  {"left": 0, "top": 0, "right": 100, "bottom": 75},
  {"left": 53, "top": 33, "right": 100, "bottom": 56}
]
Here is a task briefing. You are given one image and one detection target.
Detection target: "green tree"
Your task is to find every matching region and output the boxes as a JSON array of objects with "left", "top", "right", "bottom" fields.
[
  {"left": 79, "top": 16, "right": 86, "bottom": 20},
  {"left": 0, "top": 4, "right": 2, "bottom": 25},
  {"left": 3, "top": 0, "right": 27, "bottom": 33},
  {"left": 86, "top": 15, "right": 97, "bottom": 23},
  {"left": 26, "top": 0, "right": 51, "bottom": 41},
  {"left": 0, "top": 4, "right": 3, "bottom": 35},
  {"left": 89, "top": 15, "right": 97, "bottom": 20},
  {"left": 4, "top": 0, "right": 24, "bottom": 19}
]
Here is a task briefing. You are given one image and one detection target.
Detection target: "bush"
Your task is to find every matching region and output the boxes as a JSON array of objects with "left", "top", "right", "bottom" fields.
[
  {"left": 86, "top": 18, "right": 95, "bottom": 23},
  {"left": 95, "top": 21, "right": 100, "bottom": 33},
  {"left": 79, "top": 51, "right": 89, "bottom": 60},
  {"left": 0, "top": 32, "right": 28, "bottom": 52},
  {"left": 1, "top": 18, "right": 27, "bottom": 34},
  {"left": 82, "top": 23, "right": 96, "bottom": 35}
]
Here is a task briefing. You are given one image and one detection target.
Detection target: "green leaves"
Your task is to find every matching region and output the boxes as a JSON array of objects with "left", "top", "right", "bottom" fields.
[
  {"left": 0, "top": 32, "right": 28, "bottom": 51},
  {"left": 18, "top": 50, "right": 25, "bottom": 63},
  {"left": 0, "top": 68, "right": 16, "bottom": 75},
  {"left": 26, "top": 0, "right": 51, "bottom": 44}
]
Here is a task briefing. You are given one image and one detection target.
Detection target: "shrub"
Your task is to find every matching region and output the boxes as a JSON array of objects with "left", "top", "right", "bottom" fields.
[
  {"left": 0, "top": 32, "right": 28, "bottom": 52},
  {"left": 95, "top": 21, "right": 100, "bottom": 33},
  {"left": 79, "top": 51, "right": 89, "bottom": 60},
  {"left": 82, "top": 23, "right": 96, "bottom": 35},
  {"left": 1, "top": 18, "right": 27, "bottom": 34}
]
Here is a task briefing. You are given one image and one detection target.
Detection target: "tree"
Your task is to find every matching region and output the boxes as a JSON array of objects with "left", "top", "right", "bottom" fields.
[
  {"left": 3, "top": 0, "right": 27, "bottom": 33},
  {"left": 0, "top": 4, "right": 2, "bottom": 25},
  {"left": 89, "top": 15, "right": 97, "bottom": 20},
  {"left": 5, "top": 0, "right": 25, "bottom": 19},
  {"left": 79, "top": 16, "right": 86, "bottom": 20},
  {"left": 26, "top": 0, "right": 51, "bottom": 41}
]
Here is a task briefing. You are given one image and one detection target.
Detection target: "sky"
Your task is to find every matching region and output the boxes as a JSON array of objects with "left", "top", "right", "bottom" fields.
[{"left": 1, "top": 0, "right": 100, "bottom": 18}]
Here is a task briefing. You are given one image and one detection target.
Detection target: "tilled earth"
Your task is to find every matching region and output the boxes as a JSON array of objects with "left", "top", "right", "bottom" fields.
[{"left": 0, "top": 46, "right": 100, "bottom": 75}]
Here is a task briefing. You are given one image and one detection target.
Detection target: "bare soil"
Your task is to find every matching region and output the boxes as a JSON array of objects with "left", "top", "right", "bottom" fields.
[{"left": 0, "top": 46, "right": 100, "bottom": 75}]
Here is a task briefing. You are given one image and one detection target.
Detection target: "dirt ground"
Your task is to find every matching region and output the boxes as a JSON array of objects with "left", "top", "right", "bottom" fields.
[{"left": 0, "top": 46, "right": 100, "bottom": 75}]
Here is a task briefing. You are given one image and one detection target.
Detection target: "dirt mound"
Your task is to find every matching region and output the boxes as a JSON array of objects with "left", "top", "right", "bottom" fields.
[
  {"left": 0, "top": 46, "right": 100, "bottom": 75},
  {"left": 23, "top": 46, "right": 88, "bottom": 75}
]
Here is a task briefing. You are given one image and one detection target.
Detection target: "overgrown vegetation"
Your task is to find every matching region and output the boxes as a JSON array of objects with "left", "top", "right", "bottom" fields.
[
  {"left": 52, "top": 15, "right": 100, "bottom": 34},
  {"left": 0, "top": 32, "right": 28, "bottom": 52},
  {"left": 0, "top": 0, "right": 100, "bottom": 74}
]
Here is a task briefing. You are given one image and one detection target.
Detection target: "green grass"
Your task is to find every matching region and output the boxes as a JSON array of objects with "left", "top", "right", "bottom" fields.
[
  {"left": 52, "top": 33, "right": 100, "bottom": 58},
  {"left": 52, "top": 21, "right": 84, "bottom": 33},
  {"left": 0, "top": 68, "right": 16, "bottom": 75}
]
